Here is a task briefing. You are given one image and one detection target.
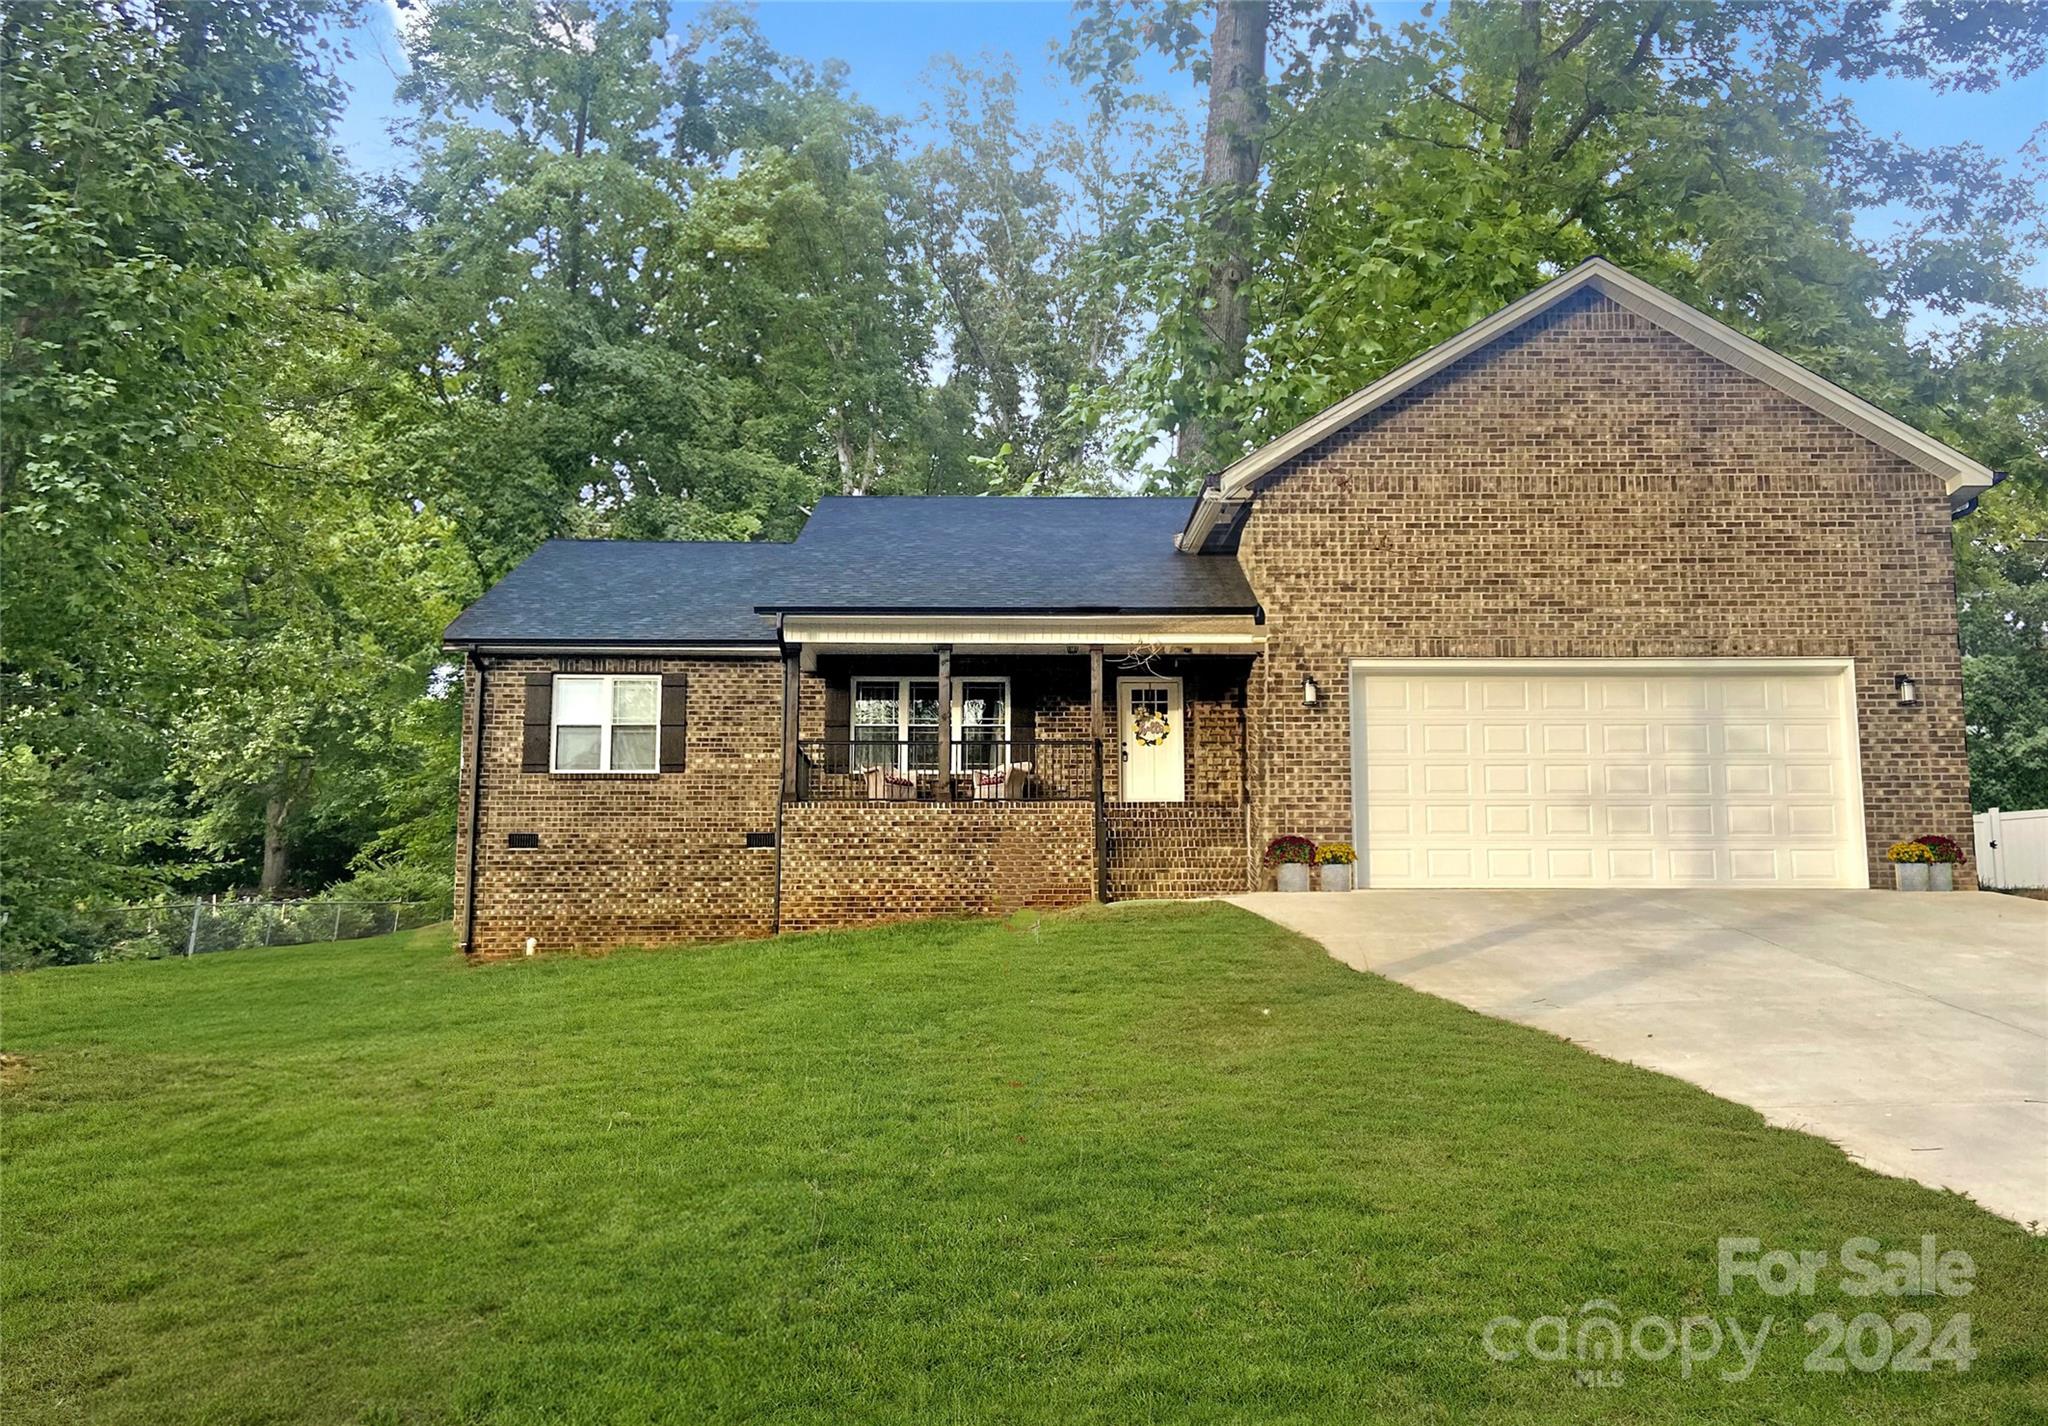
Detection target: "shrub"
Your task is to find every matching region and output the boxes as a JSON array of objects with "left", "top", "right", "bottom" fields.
[
  {"left": 1886, "top": 841, "right": 1935, "bottom": 864},
  {"left": 1264, "top": 835, "right": 1316, "bottom": 866},
  {"left": 1912, "top": 834, "right": 1964, "bottom": 864},
  {"left": 1314, "top": 842, "right": 1356, "bottom": 865},
  {"left": 315, "top": 861, "right": 454, "bottom": 920}
]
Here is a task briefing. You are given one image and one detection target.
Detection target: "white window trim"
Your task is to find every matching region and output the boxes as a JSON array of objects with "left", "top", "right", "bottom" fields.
[
  {"left": 849, "top": 676, "right": 1012, "bottom": 772},
  {"left": 550, "top": 673, "right": 662, "bottom": 775}
]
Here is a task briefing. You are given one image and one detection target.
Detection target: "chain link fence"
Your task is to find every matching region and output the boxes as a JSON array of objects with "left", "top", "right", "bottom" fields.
[{"left": 36, "top": 899, "right": 440, "bottom": 964}]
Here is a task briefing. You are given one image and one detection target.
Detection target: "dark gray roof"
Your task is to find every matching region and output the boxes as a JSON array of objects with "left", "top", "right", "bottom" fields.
[
  {"left": 443, "top": 540, "right": 789, "bottom": 647},
  {"left": 771, "top": 497, "right": 1256, "bottom": 613},
  {"left": 444, "top": 498, "right": 1259, "bottom": 647}
]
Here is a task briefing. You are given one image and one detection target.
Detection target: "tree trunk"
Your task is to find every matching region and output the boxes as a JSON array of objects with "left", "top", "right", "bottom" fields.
[
  {"left": 1178, "top": 0, "right": 1268, "bottom": 472},
  {"left": 258, "top": 756, "right": 310, "bottom": 896},
  {"left": 835, "top": 417, "right": 863, "bottom": 495},
  {"left": 260, "top": 791, "right": 292, "bottom": 896}
]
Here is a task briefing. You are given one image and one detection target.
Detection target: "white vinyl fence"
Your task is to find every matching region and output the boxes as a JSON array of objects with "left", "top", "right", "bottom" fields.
[{"left": 1972, "top": 807, "right": 2048, "bottom": 889}]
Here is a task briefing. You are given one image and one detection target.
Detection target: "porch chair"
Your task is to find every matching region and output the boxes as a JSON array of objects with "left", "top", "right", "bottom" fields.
[
  {"left": 859, "top": 766, "right": 919, "bottom": 801},
  {"left": 968, "top": 761, "right": 1033, "bottom": 801}
]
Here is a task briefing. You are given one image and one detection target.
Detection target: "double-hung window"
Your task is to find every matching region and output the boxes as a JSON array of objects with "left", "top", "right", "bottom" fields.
[
  {"left": 853, "top": 679, "right": 940, "bottom": 773},
  {"left": 955, "top": 680, "right": 1009, "bottom": 770},
  {"left": 850, "top": 677, "right": 1009, "bottom": 773},
  {"left": 552, "top": 675, "right": 660, "bottom": 773}
]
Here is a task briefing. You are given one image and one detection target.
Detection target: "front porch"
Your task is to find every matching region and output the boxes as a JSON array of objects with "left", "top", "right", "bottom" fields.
[{"left": 776, "top": 636, "right": 1257, "bottom": 917}]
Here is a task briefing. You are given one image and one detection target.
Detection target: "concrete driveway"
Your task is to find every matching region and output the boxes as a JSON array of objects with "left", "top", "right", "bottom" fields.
[{"left": 1228, "top": 889, "right": 2048, "bottom": 1228}]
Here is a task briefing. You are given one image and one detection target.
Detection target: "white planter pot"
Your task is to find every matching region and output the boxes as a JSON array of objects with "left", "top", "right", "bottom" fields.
[
  {"left": 1319, "top": 863, "right": 1353, "bottom": 892},
  {"left": 1893, "top": 863, "right": 1931, "bottom": 892},
  {"left": 1929, "top": 863, "right": 1955, "bottom": 892},
  {"left": 1276, "top": 863, "right": 1311, "bottom": 893}
]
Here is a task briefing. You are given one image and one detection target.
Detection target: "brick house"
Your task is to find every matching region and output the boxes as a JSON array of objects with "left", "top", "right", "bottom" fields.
[{"left": 445, "top": 259, "right": 1994, "bottom": 955}]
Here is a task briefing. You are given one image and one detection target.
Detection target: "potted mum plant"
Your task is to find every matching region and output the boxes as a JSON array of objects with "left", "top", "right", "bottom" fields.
[
  {"left": 1914, "top": 834, "right": 1964, "bottom": 891},
  {"left": 1265, "top": 835, "right": 1316, "bottom": 892},
  {"left": 1886, "top": 840, "right": 1934, "bottom": 891},
  {"left": 1315, "top": 841, "right": 1357, "bottom": 892}
]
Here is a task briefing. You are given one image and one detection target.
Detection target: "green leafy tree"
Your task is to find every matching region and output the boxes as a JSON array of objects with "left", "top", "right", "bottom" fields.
[
  {"left": 390, "top": 1, "right": 950, "bottom": 560},
  {"left": 906, "top": 60, "right": 1173, "bottom": 492},
  {"left": 159, "top": 249, "right": 473, "bottom": 893},
  {"left": 1074, "top": 2, "right": 2045, "bottom": 462},
  {"left": 1, "top": 0, "right": 355, "bottom": 954},
  {"left": 1950, "top": 328, "right": 2048, "bottom": 810}
]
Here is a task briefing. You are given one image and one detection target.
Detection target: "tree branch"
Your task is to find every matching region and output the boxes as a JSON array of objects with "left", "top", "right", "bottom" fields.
[
  {"left": 1547, "top": 4, "right": 1609, "bottom": 65},
  {"left": 1550, "top": 6, "right": 1667, "bottom": 163},
  {"left": 1381, "top": 123, "right": 1485, "bottom": 157},
  {"left": 1426, "top": 80, "right": 1496, "bottom": 125}
]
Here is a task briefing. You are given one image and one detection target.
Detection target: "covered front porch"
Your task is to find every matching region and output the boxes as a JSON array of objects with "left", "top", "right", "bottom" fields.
[{"left": 774, "top": 615, "right": 1260, "bottom": 913}]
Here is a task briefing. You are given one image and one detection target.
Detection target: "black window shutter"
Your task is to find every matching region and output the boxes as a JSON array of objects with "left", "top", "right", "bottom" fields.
[
  {"left": 522, "top": 674, "right": 553, "bottom": 772},
  {"left": 660, "top": 672, "right": 688, "bottom": 772}
]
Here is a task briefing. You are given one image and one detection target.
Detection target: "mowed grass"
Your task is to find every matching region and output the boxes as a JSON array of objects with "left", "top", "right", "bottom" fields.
[{"left": 3, "top": 905, "right": 2043, "bottom": 1425}]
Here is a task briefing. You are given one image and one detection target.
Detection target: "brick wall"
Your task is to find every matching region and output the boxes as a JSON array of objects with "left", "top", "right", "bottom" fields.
[
  {"left": 455, "top": 655, "right": 783, "bottom": 956},
  {"left": 779, "top": 801, "right": 1097, "bottom": 931},
  {"left": 1105, "top": 804, "right": 1250, "bottom": 900},
  {"left": 1237, "top": 288, "right": 1974, "bottom": 887}
]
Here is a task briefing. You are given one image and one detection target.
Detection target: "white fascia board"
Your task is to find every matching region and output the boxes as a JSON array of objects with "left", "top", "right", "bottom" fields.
[
  {"left": 783, "top": 613, "right": 1263, "bottom": 649},
  {"left": 1201, "top": 258, "right": 1994, "bottom": 512}
]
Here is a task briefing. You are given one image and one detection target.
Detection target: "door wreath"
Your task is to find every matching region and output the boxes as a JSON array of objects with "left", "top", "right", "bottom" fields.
[{"left": 1133, "top": 710, "right": 1171, "bottom": 746}]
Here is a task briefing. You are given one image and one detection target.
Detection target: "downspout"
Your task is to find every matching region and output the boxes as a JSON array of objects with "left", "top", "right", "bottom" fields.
[
  {"left": 773, "top": 641, "right": 791, "bottom": 935},
  {"left": 459, "top": 651, "right": 489, "bottom": 956}
]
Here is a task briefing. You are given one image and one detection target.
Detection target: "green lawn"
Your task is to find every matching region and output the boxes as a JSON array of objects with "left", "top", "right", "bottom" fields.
[{"left": 3, "top": 905, "right": 2043, "bottom": 1424}]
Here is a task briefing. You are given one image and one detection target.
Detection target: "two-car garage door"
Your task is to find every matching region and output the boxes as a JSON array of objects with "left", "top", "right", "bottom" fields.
[{"left": 1350, "top": 662, "right": 1867, "bottom": 888}]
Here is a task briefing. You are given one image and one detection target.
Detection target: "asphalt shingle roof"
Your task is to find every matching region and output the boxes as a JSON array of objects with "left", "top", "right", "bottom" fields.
[
  {"left": 443, "top": 498, "right": 1258, "bottom": 646},
  {"left": 442, "top": 540, "right": 790, "bottom": 646},
  {"left": 774, "top": 497, "right": 1256, "bottom": 614}
]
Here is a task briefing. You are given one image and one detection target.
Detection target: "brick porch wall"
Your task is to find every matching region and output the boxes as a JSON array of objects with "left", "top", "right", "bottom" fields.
[
  {"left": 779, "top": 801, "right": 1097, "bottom": 931},
  {"left": 455, "top": 654, "right": 782, "bottom": 956},
  {"left": 1237, "top": 288, "right": 1975, "bottom": 887}
]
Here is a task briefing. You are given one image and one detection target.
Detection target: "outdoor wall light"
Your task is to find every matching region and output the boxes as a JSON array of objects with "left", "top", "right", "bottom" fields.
[
  {"left": 1895, "top": 674, "right": 1918, "bottom": 706},
  {"left": 1303, "top": 674, "right": 1320, "bottom": 705}
]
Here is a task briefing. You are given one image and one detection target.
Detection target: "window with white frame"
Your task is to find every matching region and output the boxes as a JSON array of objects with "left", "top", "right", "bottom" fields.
[
  {"left": 850, "top": 676, "right": 1009, "bottom": 772},
  {"left": 552, "top": 675, "right": 660, "bottom": 773},
  {"left": 956, "top": 679, "right": 1009, "bottom": 770}
]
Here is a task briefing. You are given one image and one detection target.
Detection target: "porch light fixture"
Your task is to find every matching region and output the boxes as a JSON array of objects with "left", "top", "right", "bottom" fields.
[
  {"left": 1895, "top": 674, "right": 1918, "bottom": 706},
  {"left": 1303, "top": 675, "right": 1320, "bottom": 706}
]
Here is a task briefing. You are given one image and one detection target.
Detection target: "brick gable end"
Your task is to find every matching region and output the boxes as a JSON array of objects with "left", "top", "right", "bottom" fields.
[{"left": 1237, "top": 288, "right": 1973, "bottom": 887}]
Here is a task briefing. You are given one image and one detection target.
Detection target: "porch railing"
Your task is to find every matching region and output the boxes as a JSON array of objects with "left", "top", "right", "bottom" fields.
[{"left": 792, "top": 737, "right": 1099, "bottom": 804}]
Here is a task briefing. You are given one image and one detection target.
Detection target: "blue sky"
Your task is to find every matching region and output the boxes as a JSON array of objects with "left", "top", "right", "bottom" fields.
[{"left": 334, "top": 2, "right": 2046, "bottom": 256}]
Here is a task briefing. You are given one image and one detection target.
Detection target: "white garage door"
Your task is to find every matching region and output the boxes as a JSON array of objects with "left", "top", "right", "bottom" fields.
[{"left": 1351, "top": 662, "right": 1866, "bottom": 888}]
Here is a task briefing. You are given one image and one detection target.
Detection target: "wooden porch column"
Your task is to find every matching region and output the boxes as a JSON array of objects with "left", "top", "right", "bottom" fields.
[
  {"left": 1088, "top": 645, "right": 1104, "bottom": 739},
  {"left": 935, "top": 644, "right": 953, "bottom": 775},
  {"left": 780, "top": 649, "right": 801, "bottom": 799},
  {"left": 1090, "top": 645, "right": 1109, "bottom": 901}
]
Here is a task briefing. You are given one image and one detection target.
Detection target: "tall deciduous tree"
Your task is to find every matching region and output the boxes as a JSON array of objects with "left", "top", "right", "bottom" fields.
[
  {"left": 1179, "top": 0, "right": 1267, "bottom": 468},
  {"left": 906, "top": 60, "right": 1170, "bottom": 492},
  {"left": 391, "top": 1, "right": 951, "bottom": 559},
  {"left": 2, "top": 0, "right": 354, "bottom": 938}
]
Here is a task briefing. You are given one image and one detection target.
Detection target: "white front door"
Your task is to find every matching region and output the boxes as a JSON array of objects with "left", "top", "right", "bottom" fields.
[{"left": 1119, "top": 677, "right": 1185, "bottom": 802}]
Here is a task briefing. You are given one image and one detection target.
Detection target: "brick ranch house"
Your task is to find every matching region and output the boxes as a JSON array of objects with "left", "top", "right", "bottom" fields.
[{"left": 445, "top": 258, "right": 1995, "bottom": 955}]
